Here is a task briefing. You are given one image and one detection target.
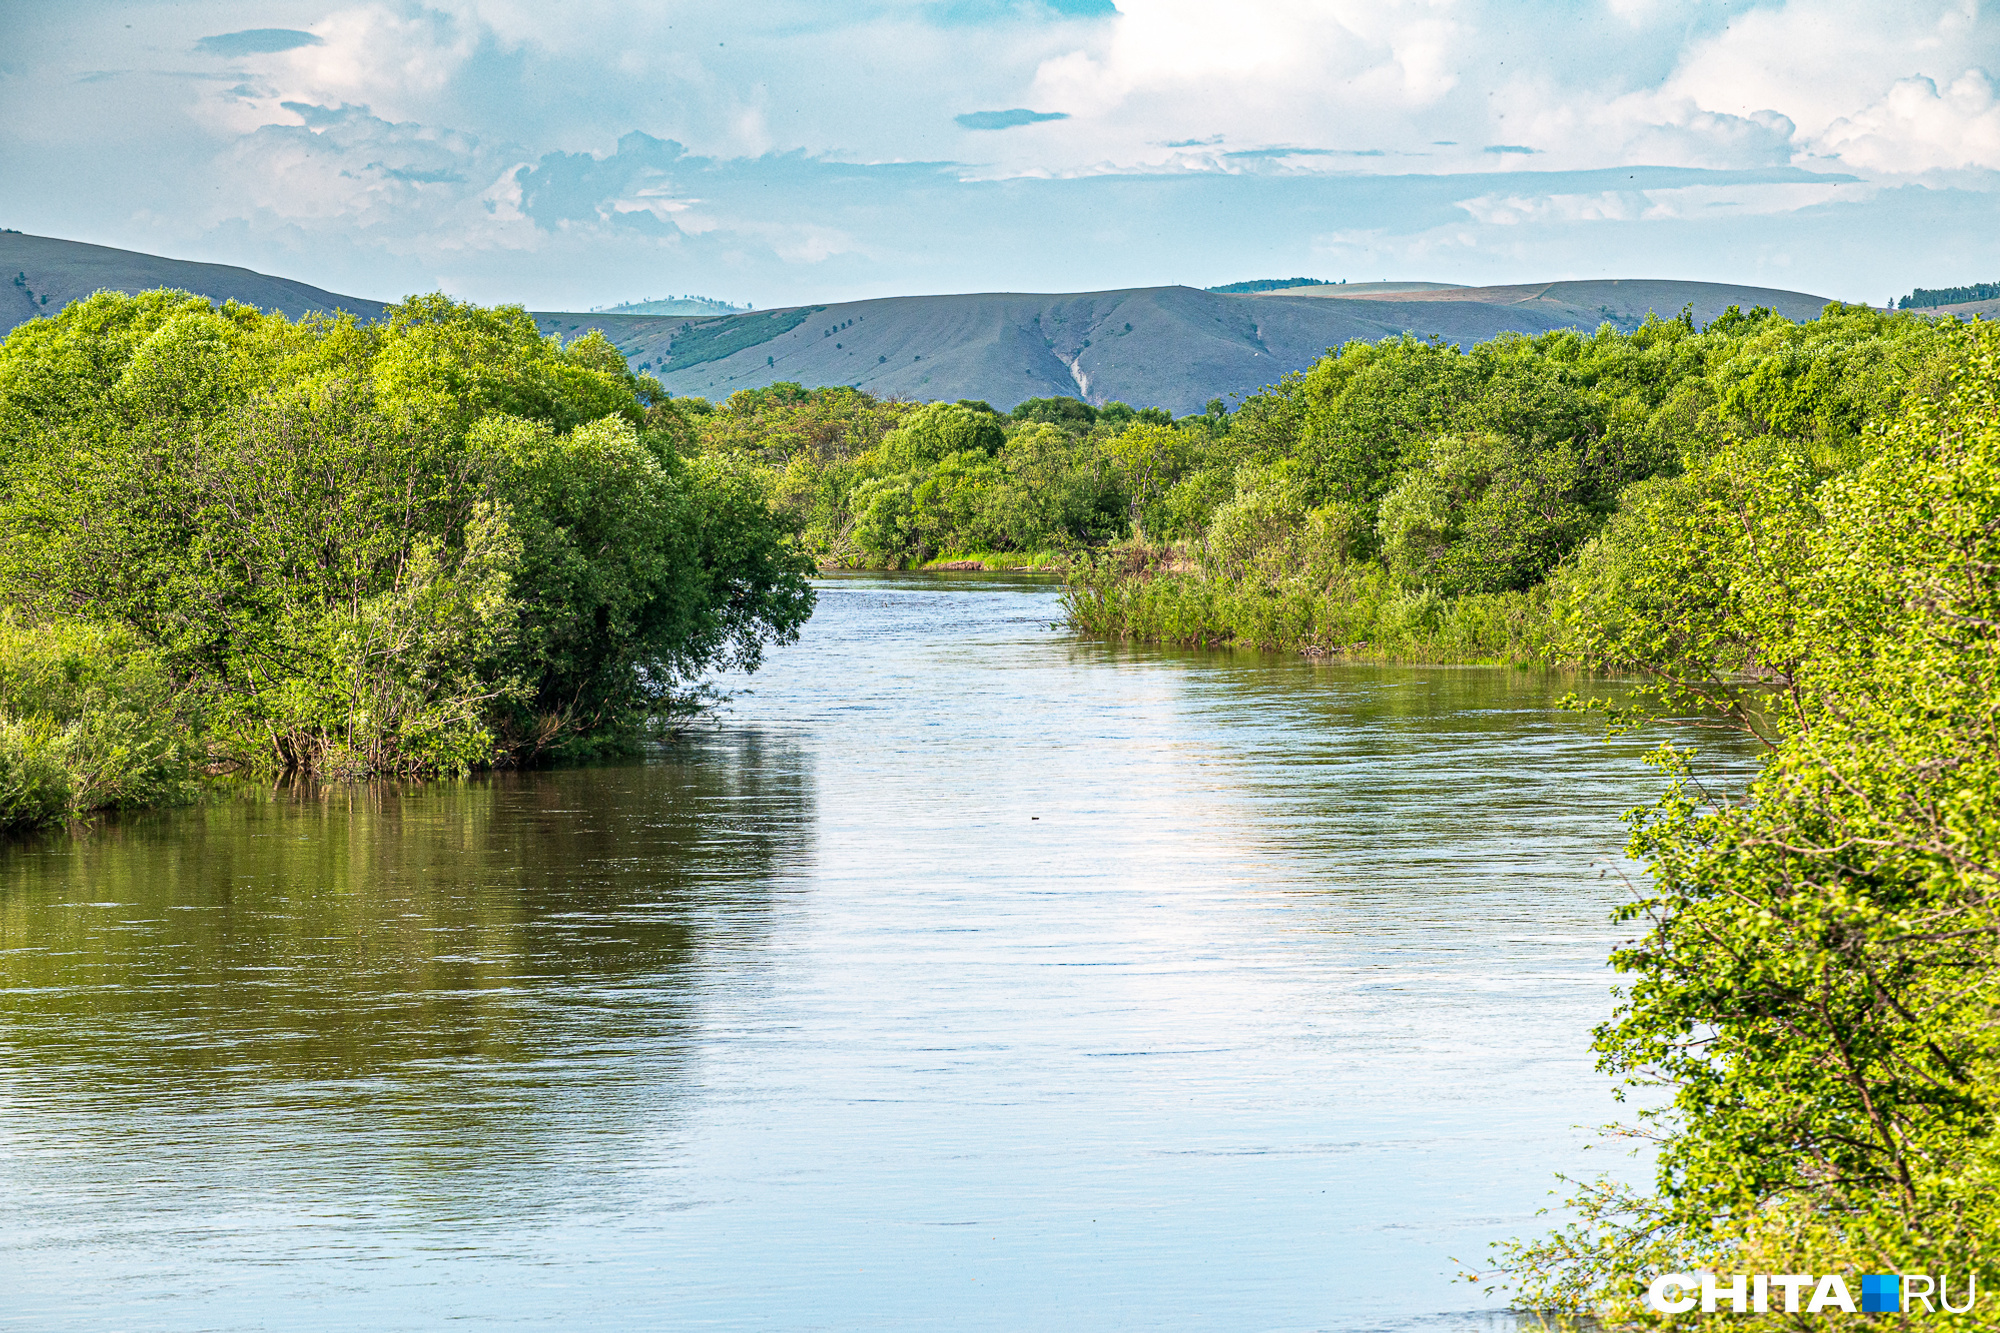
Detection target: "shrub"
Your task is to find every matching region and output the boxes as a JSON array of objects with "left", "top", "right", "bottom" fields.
[{"left": 0, "top": 615, "right": 204, "bottom": 832}]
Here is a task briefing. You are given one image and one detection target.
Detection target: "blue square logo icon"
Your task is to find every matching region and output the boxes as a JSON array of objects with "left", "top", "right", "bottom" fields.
[{"left": 1861, "top": 1274, "right": 1900, "bottom": 1314}]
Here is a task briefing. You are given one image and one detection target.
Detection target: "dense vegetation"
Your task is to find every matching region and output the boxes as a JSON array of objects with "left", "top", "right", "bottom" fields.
[
  {"left": 1207, "top": 277, "right": 1338, "bottom": 293},
  {"left": 1901, "top": 281, "right": 2000, "bottom": 309},
  {"left": 658, "top": 385, "right": 1186, "bottom": 569},
  {"left": 1060, "top": 304, "right": 1965, "bottom": 662},
  {"left": 1495, "top": 319, "right": 2000, "bottom": 1328},
  {"left": 661, "top": 304, "right": 822, "bottom": 372},
  {"left": 0, "top": 289, "right": 813, "bottom": 830}
]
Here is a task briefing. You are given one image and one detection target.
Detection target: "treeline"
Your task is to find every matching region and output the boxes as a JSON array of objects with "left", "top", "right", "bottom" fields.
[
  {"left": 656, "top": 384, "right": 1211, "bottom": 569},
  {"left": 1207, "top": 278, "right": 1337, "bottom": 293},
  {"left": 0, "top": 290, "right": 813, "bottom": 831},
  {"left": 1061, "top": 303, "right": 1964, "bottom": 661},
  {"left": 1900, "top": 281, "right": 2000, "bottom": 309}
]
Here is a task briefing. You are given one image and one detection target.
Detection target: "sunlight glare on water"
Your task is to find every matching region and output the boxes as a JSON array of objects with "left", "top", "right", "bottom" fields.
[{"left": 0, "top": 573, "right": 1696, "bottom": 1331}]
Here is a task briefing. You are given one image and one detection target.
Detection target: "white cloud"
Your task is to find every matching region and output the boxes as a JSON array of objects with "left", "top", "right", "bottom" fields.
[
  {"left": 1662, "top": 0, "right": 1988, "bottom": 146},
  {"left": 1015, "top": 0, "right": 1468, "bottom": 174},
  {"left": 1813, "top": 70, "right": 2000, "bottom": 173}
]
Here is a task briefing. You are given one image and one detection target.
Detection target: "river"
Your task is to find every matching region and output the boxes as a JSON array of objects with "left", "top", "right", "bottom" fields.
[{"left": 1, "top": 573, "right": 1692, "bottom": 1331}]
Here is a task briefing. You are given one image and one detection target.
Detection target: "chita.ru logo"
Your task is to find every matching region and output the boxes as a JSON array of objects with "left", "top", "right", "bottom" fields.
[{"left": 1644, "top": 1271, "right": 1979, "bottom": 1315}]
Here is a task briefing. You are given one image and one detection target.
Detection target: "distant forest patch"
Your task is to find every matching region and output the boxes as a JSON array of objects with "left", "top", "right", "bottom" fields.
[
  {"left": 599, "top": 295, "right": 750, "bottom": 316},
  {"left": 665, "top": 306, "right": 824, "bottom": 371},
  {"left": 1207, "top": 278, "right": 1338, "bottom": 293},
  {"left": 1899, "top": 281, "right": 2000, "bottom": 309}
]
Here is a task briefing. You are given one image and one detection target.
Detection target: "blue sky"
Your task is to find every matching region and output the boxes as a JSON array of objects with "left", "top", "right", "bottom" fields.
[{"left": 5, "top": 1, "right": 1999, "bottom": 309}]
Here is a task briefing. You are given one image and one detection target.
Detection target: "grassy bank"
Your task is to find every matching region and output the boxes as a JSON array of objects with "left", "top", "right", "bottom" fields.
[
  {"left": 918, "top": 549, "right": 1067, "bottom": 572},
  {"left": 1061, "top": 559, "right": 1555, "bottom": 663}
]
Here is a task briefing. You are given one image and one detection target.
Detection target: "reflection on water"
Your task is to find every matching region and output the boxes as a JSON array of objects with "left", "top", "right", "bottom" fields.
[{"left": 0, "top": 575, "right": 1726, "bottom": 1331}]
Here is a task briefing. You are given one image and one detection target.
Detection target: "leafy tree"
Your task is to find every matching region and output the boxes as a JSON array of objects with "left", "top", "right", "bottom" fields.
[
  {"left": 1010, "top": 396, "right": 1099, "bottom": 430},
  {"left": 880, "top": 401, "right": 1006, "bottom": 470},
  {"left": 1101, "top": 423, "right": 1194, "bottom": 537}
]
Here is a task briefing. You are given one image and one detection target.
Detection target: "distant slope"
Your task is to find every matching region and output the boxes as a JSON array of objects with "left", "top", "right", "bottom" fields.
[
  {"left": 1932, "top": 296, "right": 2000, "bottom": 320},
  {"left": 1277, "top": 277, "right": 1829, "bottom": 327},
  {"left": 1, "top": 234, "right": 1842, "bottom": 415},
  {"left": 590, "top": 286, "right": 1617, "bottom": 414},
  {"left": 1, "top": 232, "right": 385, "bottom": 330}
]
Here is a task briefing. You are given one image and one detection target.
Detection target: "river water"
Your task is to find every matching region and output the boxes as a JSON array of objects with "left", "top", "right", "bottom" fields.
[{"left": 2, "top": 574, "right": 1694, "bottom": 1331}]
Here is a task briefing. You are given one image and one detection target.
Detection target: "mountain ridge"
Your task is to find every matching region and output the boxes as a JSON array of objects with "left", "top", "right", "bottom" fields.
[{"left": 2, "top": 232, "right": 1839, "bottom": 415}]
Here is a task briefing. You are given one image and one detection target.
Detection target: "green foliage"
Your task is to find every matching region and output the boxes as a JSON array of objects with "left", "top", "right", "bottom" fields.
[
  {"left": 1206, "top": 277, "right": 1335, "bottom": 293},
  {"left": 701, "top": 381, "right": 908, "bottom": 466},
  {"left": 1064, "top": 304, "right": 1965, "bottom": 660},
  {"left": 1010, "top": 395, "right": 1098, "bottom": 428},
  {"left": 689, "top": 382, "right": 1165, "bottom": 568},
  {"left": 1095, "top": 400, "right": 1170, "bottom": 430},
  {"left": 880, "top": 401, "right": 1007, "bottom": 469},
  {"left": 1062, "top": 557, "right": 1554, "bottom": 664},
  {"left": 0, "top": 615, "right": 203, "bottom": 831},
  {"left": 1900, "top": 281, "right": 2000, "bottom": 309},
  {"left": 660, "top": 305, "right": 821, "bottom": 371},
  {"left": 1496, "top": 323, "right": 2000, "bottom": 1328},
  {"left": 0, "top": 288, "right": 814, "bottom": 787},
  {"left": 1101, "top": 422, "right": 1198, "bottom": 537}
]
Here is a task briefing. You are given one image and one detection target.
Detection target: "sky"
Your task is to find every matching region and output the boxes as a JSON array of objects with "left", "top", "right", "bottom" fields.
[{"left": 4, "top": 0, "right": 1999, "bottom": 310}]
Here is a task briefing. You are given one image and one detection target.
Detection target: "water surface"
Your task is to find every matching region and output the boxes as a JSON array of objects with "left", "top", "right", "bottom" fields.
[{"left": 2, "top": 574, "right": 1691, "bottom": 1331}]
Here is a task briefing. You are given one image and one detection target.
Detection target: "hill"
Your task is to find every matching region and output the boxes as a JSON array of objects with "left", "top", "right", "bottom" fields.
[
  {"left": 2, "top": 232, "right": 385, "bottom": 329},
  {"left": 1930, "top": 296, "right": 2000, "bottom": 320},
  {"left": 588, "top": 286, "right": 1594, "bottom": 413},
  {"left": 602, "top": 278, "right": 1833, "bottom": 414},
  {"left": 1, "top": 233, "right": 1840, "bottom": 415},
  {"left": 1259, "top": 277, "right": 1829, "bottom": 328}
]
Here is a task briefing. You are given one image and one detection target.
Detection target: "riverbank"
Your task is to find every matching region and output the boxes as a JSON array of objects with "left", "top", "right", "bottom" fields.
[
  {"left": 1059, "top": 561, "right": 1558, "bottom": 665},
  {"left": 817, "top": 548, "right": 1070, "bottom": 573},
  {"left": 0, "top": 293, "right": 814, "bottom": 833}
]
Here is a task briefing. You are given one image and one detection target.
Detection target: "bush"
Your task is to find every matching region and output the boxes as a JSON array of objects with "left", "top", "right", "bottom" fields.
[
  {"left": 0, "top": 615, "right": 204, "bottom": 832},
  {"left": 0, "top": 718, "right": 71, "bottom": 830}
]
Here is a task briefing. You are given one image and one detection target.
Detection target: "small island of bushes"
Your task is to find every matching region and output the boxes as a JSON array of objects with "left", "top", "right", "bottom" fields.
[{"left": 0, "top": 290, "right": 813, "bottom": 831}]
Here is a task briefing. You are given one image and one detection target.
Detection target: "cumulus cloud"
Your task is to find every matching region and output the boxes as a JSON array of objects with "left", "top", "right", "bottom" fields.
[{"left": 1814, "top": 71, "right": 2000, "bottom": 173}]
